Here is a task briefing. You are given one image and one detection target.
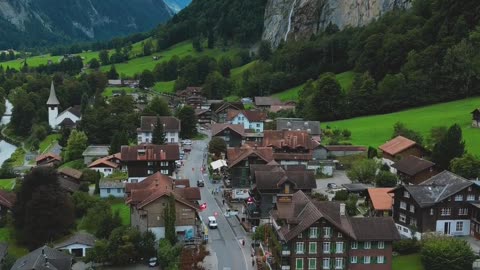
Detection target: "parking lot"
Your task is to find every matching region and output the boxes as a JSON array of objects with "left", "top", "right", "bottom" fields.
[{"left": 314, "top": 170, "right": 352, "bottom": 200}]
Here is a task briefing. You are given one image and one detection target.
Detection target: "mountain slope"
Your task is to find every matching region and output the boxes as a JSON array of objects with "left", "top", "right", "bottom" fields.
[
  {"left": 263, "top": 0, "right": 411, "bottom": 47},
  {"left": 0, "top": 0, "right": 175, "bottom": 49}
]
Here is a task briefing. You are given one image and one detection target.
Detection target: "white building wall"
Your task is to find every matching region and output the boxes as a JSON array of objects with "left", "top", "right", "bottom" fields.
[
  {"left": 137, "top": 131, "right": 179, "bottom": 144},
  {"left": 48, "top": 106, "right": 59, "bottom": 129},
  {"left": 148, "top": 225, "right": 195, "bottom": 241},
  {"left": 395, "top": 223, "right": 422, "bottom": 239},
  {"left": 128, "top": 176, "right": 147, "bottom": 183},
  {"left": 55, "top": 111, "right": 80, "bottom": 127},
  {"left": 436, "top": 219, "right": 470, "bottom": 236},
  {"left": 92, "top": 167, "right": 114, "bottom": 177},
  {"left": 100, "top": 188, "right": 125, "bottom": 198},
  {"left": 58, "top": 243, "right": 93, "bottom": 257}
]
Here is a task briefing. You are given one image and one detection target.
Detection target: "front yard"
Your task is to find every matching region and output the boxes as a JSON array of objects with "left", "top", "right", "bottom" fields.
[
  {"left": 0, "top": 178, "right": 16, "bottom": 190},
  {"left": 393, "top": 254, "right": 424, "bottom": 270},
  {"left": 109, "top": 200, "right": 131, "bottom": 226}
]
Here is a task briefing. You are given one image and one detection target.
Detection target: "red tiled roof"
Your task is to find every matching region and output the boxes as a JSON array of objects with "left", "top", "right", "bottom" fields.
[
  {"left": 367, "top": 188, "right": 394, "bottom": 211},
  {"left": 226, "top": 110, "right": 267, "bottom": 122},
  {"left": 0, "top": 190, "right": 15, "bottom": 208},
  {"left": 269, "top": 105, "right": 296, "bottom": 113},
  {"left": 379, "top": 136, "right": 417, "bottom": 156},
  {"left": 324, "top": 145, "right": 367, "bottom": 152},
  {"left": 35, "top": 153, "right": 61, "bottom": 163},
  {"left": 121, "top": 144, "right": 179, "bottom": 161},
  {"left": 138, "top": 116, "right": 180, "bottom": 132},
  {"left": 88, "top": 158, "right": 119, "bottom": 169},
  {"left": 211, "top": 124, "right": 245, "bottom": 137}
]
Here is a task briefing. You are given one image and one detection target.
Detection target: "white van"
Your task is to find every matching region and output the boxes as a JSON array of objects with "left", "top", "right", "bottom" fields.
[{"left": 208, "top": 216, "right": 217, "bottom": 229}]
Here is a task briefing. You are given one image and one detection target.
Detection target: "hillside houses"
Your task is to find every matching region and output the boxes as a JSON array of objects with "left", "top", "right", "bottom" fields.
[{"left": 137, "top": 116, "right": 181, "bottom": 144}]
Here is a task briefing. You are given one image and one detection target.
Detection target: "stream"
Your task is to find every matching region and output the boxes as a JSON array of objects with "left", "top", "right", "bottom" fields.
[{"left": 0, "top": 100, "right": 17, "bottom": 166}]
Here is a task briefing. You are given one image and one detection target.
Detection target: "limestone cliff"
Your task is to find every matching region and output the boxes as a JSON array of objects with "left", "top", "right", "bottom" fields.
[{"left": 262, "top": 0, "right": 411, "bottom": 47}]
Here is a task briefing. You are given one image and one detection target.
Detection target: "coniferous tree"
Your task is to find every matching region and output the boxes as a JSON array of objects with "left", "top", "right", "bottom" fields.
[
  {"left": 107, "top": 65, "right": 119, "bottom": 79},
  {"left": 164, "top": 195, "right": 176, "bottom": 245},
  {"left": 152, "top": 116, "right": 166, "bottom": 145},
  {"left": 109, "top": 131, "right": 128, "bottom": 155},
  {"left": 432, "top": 124, "right": 465, "bottom": 170}
]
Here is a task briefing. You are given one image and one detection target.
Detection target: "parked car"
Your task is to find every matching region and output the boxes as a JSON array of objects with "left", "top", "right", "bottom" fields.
[
  {"left": 327, "top": 183, "right": 338, "bottom": 189},
  {"left": 182, "top": 139, "right": 192, "bottom": 145},
  {"left": 197, "top": 179, "right": 205, "bottom": 187},
  {"left": 148, "top": 257, "right": 158, "bottom": 267}
]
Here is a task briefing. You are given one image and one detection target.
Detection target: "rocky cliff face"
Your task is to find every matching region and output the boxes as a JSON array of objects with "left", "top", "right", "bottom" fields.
[
  {"left": 262, "top": 0, "right": 411, "bottom": 47},
  {"left": 0, "top": 0, "right": 176, "bottom": 48}
]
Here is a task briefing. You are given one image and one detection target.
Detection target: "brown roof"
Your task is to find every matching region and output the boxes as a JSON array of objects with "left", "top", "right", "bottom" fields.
[
  {"left": 121, "top": 144, "right": 179, "bottom": 161},
  {"left": 255, "top": 169, "right": 316, "bottom": 191},
  {"left": 379, "top": 136, "right": 417, "bottom": 156},
  {"left": 391, "top": 155, "right": 435, "bottom": 176},
  {"left": 367, "top": 188, "right": 394, "bottom": 211},
  {"left": 174, "top": 187, "right": 201, "bottom": 201},
  {"left": 254, "top": 96, "right": 281, "bottom": 106},
  {"left": 138, "top": 116, "right": 181, "bottom": 132},
  {"left": 59, "top": 178, "right": 80, "bottom": 193},
  {"left": 227, "top": 145, "right": 273, "bottom": 168},
  {"left": 269, "top": 105, "right": 295, "bottom": 113},
  {"left": 212, "top": 102, "right": 244, "bottom": 114},
  {"left": 226, "top": 110, "right": 267, "bottom": 122},
  {"left": 35, "top": 153, "right": 62, "bottom": 163},
  {"left": 174, "top": 179, "right": 191, "bottom": 188},
  {"left": 177, "top": 87, "right": 203, "bottom": 97},
  {"left": 0, "top": 190, "right": 15, "bottom": 208},
  {"left": 263, "top": 130, "right": 317, "bottom": 150},
  {"left": 211, "top": 124, "right": 245, "bottom": 137},
  {"left": 126, "top": 172, "right": 175, "bottom": 193},
  {"left": 275, "top": 191, "right": 399, "bottom": 242},
  {"left": 88, "top": 158, "right": 119, "bottom": 169},
  {"left": 272, "top": 152, "right": 313, "bottom": 161},
  {"left": 324, "top": 145, "right": 367, "bottom": 152},
  {"left": 58, "top": 168, "right": 83, "bottom": 180}
]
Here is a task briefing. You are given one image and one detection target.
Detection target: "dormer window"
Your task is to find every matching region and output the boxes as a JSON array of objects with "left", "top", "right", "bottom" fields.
[
  {"left": 404, "top": 191, "right": 410, "bottom": 198},
  {"left": 455, "top": 195, "right": 463, "bottom": 201}
]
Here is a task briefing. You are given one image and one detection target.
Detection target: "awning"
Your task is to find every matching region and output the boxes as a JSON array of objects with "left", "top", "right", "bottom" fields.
[{"left": 210, "top": 159, "right": 227, "bottom": 170}]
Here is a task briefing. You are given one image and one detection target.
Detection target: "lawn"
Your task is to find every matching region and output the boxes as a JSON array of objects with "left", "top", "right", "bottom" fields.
[
  {"left": 60, "top": 159, "right": 86, "bottom": 170},
  {"left": 231, "top": 60, "right": 257, "bottom": 81},
  {"left": 110, "top": 200, "right": 131, "bottom": 226},
  {"left": 102, "top": 86, "right": 135, "bottom": 97},
  {"left": 271, "top": 71, "right": 356, "bottom": 102},
  {"left": 325, "top": 96, "right": 480, "bottom": 152},
  {"left": 393, "top": 254, "right": 424, "bottom": 270},
  {"left": 9, "top": 148, "right": 25, "bottom": 167},
  {"left": 0, "top": 227, "right": 28, "bottom": 258},
  {"left": 153, "top": 81, "right": 175, "bottom": 94},
  {"left": 100, "top": 41, "right": 242, "bottom": 76},
  {"left": 39, "top": 134, "right": 60, "bottom": 154},
  {"left": 0, "top": 178, "right": 16, "bottom": 191}
]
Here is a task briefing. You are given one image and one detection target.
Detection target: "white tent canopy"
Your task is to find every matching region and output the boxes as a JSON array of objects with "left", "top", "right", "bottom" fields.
[{"left": 210, "top": 159, "right": 227, "bottom": 170}]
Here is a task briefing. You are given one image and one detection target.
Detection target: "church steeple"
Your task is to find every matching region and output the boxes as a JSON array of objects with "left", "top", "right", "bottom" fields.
[{"left": 46, "top": 81, "right": 60, "bottom": 106}]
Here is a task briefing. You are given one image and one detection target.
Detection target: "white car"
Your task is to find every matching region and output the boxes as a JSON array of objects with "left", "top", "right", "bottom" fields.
[{"left": 182, "top": 139, "right": 192, "bottom": 145}]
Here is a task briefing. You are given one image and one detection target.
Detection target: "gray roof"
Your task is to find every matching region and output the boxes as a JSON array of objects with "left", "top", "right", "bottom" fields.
[
  {"left": 276, "top": 118, "right": 321, "bottom": 135},
  {"left": 342, "top": 183, "right": 374, "bottom": 192},
  {"left": 100, "top": 181, "right": 126, "bottom": 189},
  {"left": 46, "top": 81, "right": 60, "bottom": 105},
  {"left": 254, "top": 96, "right": 281, "bottom": 106},
  {"left": 82, "top": 145, "right": 109, "bottom": 157},
  {"left": 55, "top": 232, "right": 96, "bottom": 249},
  {"left": 401, "top": 171, "right": 472, "bottom": 208},
  {"left": 11, "top": 245, "right": 72, "bottom": 270}
]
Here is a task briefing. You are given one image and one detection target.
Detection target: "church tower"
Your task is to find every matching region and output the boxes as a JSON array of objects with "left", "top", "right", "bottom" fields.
[{"left": 46, "top": 81, "right": 60, "bottom": 129}]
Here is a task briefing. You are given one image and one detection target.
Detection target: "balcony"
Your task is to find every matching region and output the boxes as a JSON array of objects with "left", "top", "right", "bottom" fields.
[{"left": 281, "top": 266, "right": 291, "bottom": 270}]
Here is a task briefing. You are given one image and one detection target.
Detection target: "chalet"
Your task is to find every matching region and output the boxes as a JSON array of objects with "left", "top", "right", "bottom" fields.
[
  {"left": 472, "top": 108, "right": 480, "bottom": 128},
  {"left": 211, "top": 123, "right": 244, "bottom": 147},
  {"left": 391, "top": 155, "right": 437, "bottom": 185},
  {"left": 389, "top": 171, "right": 480, "bottom": 239},
  {"left": 0, "top": 190, "right": 15, "bottom": 220},
  {"left": 12, "top": 246, "right": 73, "bottom": 270},
  {"left": 99, "top": 181, "right": 126, "bottom": 198},
  {"left": 366, "top": 188, "right": 394, "bottom": 217},
  {"left": 195, "top": 108, "right": 211, "bottom": 124},
  {"left": 176, "top": 87, "right": 206, "bottom": 109},
  {"left": 126, "top": 172, "right": 201, "bottom": 240},
  {"left": 251, "top": 165, "right": 316, "bottom": 221},
  {"left": 88, "top": 153, "right": 122, "bottom": 176},
  {"left": 227, "top": 110, "right": 267, "bottom": 133},
  {"left": 137, "top": 116, "right": 181, "bottom": 144},
  {"left": 379, "top": 136, "right": 425, "bottom": 164},
  {"left": 272, "top": 191, "right": 399, "bottom": 270},
  {"left": 54, "top": 232, "right": 96, "bottom": 257},
  {"left": 226, "top": 145, "right": 273, "bottom": 195},
  {"left": 35, "top": 153, "right": 62, "bottom": 167},
  {"left": 121, "top": 144, "right": 179, "bottom": 182},
  {"left": 262, "top": 130, "right": 320, "bottom": 165},
  {"left": 211, "top": 101, "right": 244, "bottom": 123},
  {"left": 82, "top": 145, "right": 109, "bottom": 165},
  {"left": 254, "top": 96, "right": 281, "bottom": 110},
  {"left": 276, "top": 118, "right": 321, "bottom": 141}
]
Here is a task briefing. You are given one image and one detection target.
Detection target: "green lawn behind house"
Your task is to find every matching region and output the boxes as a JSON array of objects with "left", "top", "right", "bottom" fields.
[
  {"left": 0, "top": 178, "right": 16, "bottom": 191},
  {"left": 0, "top": 227, "right": 28, "bottom": 258},
  {"left": 153, "top": 81, "right": 175, "bottom": 94},
  {"left": 393, "top": 254, "right": 424, "bottom": 270},
  {"left": 39, "top": 134, "right": 60, "bottom": 154},
  {"left": 60, "top": 159, "right": 85, "bottom": 170},
  {"left": 325, "top": 96, "right": 480, "bottom": 153},
  {"left": 110, "top": 200, "right": 130, "bottom": 226},
  {"left": 102, "top": 86, "right": 135, "bottom": 97}
]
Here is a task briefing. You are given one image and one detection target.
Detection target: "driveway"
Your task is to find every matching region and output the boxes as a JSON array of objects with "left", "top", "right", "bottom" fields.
[{"left": 314, "top": 170, "right": 352, "bottom": 200}]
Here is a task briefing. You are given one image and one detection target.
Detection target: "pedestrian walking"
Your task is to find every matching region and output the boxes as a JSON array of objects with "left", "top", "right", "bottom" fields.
[
  {"left": 252, "top": 258, "right": 255, "bottom": 266},
  {"left": 242, "top": 239, "right": 245, "bottom": 246},
  {"left": 222, "top": 199, "right": 225, "bottom": 205}
]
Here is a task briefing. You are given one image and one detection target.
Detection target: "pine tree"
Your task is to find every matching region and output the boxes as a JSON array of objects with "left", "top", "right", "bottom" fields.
[
  {"left": 432, "top": 124, "right": 466, "bottom": 170},
  {"left": 164, "top": 194, "right": 176, "bottom": 245},
  {"left": 109, "top": 131, "right": 128, "bottom": 155},
  {"left": 152, "top": 116, "right": 166, "bottom": 145}
]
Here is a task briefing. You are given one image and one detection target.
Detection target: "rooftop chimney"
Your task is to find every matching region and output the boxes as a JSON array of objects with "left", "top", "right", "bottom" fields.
[{"left": 340, "top": 203, "right": 346, "bottom": 216}]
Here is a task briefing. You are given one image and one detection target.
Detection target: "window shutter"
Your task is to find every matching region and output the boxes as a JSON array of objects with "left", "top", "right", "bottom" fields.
[
  {"left": 360, "top": 256, "right": 364, "bottom": 264},
  {"left": 359, "top": 242, "right": 363, "bottom": 249},
  {"left": 372, "top": 256, "right": 377, "bottom": 264}
]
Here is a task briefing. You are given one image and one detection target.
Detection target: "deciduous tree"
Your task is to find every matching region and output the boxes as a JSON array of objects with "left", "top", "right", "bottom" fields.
[
  {"left": 432, "top": 124, "right": 465, "bottom": 170},
  {"left": 208, "top": 137, "right": 227, "bottom": 157},
  {"left": 450, "top": 154, "right": 480, "bottom": 179},
  {"left": 421, "top": 235, "right": 475, "bottom": 270},
  {"left": 64, "top": 130, "right": 88, "bottom": 161},
  {"left": 347, "top": 159, "right": 378, "bottom": 184},
  {"left": 177, "top": 106, "right": 197, "bottom": 139}
]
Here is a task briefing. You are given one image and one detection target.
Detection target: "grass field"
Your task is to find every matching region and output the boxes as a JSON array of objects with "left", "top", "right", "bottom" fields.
[
  {"left": 39, "top": 134, "right": 60, "bottom": 154},
  {"left": 110, "top": 201, "right": 131, "bottom": 226},
  {"left": 231, "top": 61, "right": 257, "bottom": 81},
  {"left": 102, "top": 86, "right": 135, "bottom": 97},
  {"left": 100, "top": 41, "right": 241, "bottom": 76},
  {"left": 393, "top": 254, "right": 424, "bottom": 270},
  {"left": 0, "top": 227, "right": 28, "bottom": 258},
  {"left": 153, "top": 81, "right": 175, "bottom": 93},
  {"left": 272, "top": 71, "right": 356, "bottom": 102},
  {"left": 326, "top": 97, "right": 480, "bottom": 153},
  {"left": 60, "top": 159, "right": 86, "bottom": 170},
  {"left": 0, "top": 178, "right": 15, "bottom": 190}
]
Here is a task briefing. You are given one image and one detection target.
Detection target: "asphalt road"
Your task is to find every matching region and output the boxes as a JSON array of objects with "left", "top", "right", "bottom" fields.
[{"left": 178, "top": 133, "right": 251, "bottom": 270}]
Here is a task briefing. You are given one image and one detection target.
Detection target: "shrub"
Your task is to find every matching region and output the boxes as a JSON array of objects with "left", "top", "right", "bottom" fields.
[{"left": 393, "top": 238, "right": 421, "bottom": 255}]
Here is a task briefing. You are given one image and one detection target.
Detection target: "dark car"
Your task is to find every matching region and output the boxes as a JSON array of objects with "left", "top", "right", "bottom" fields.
[{"left": 197, "top": 179, "right": 205, "bottom": 187}]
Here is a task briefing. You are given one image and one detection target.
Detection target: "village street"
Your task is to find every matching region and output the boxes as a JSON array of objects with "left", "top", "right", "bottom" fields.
[{"left": 177, "top": 132, "right": 254, "bottom": 270}]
